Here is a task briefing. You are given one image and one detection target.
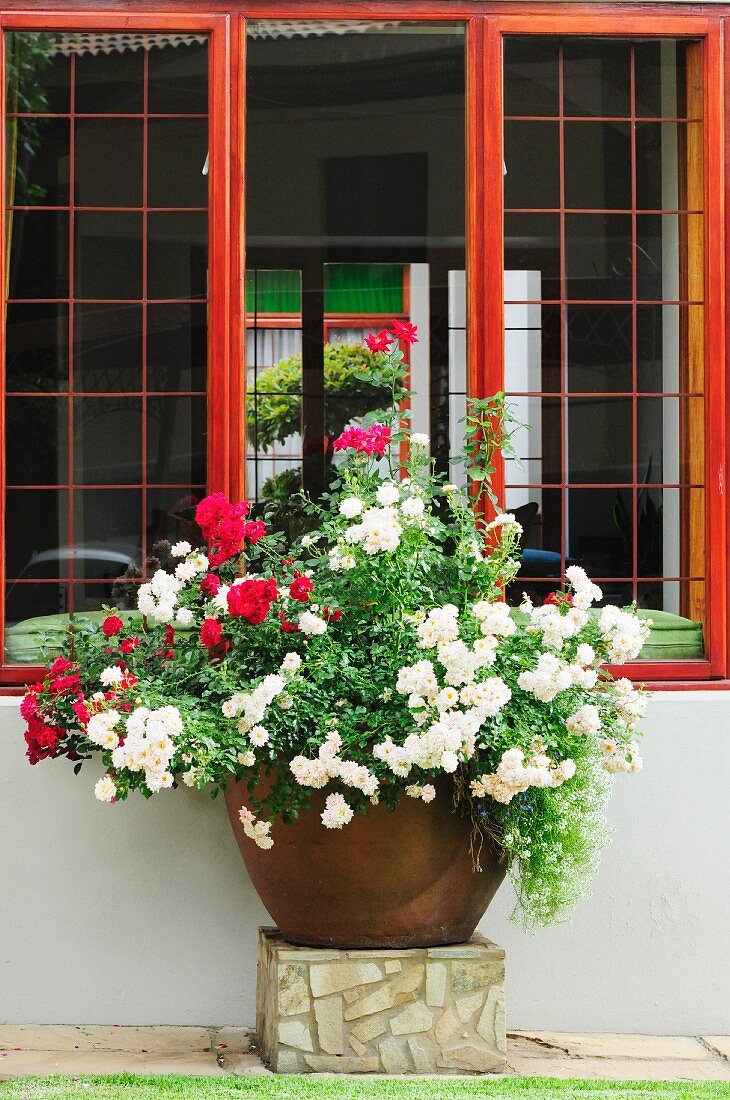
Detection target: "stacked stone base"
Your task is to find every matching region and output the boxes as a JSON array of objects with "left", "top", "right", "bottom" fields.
[{"left": 256, "top": 926, "right": 506, "bottom": 1075}]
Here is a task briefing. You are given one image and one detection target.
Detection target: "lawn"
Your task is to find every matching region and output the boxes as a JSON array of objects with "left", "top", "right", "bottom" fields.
[{"left": 2, "top": 1078, "right": 730, "bottom": 1100}]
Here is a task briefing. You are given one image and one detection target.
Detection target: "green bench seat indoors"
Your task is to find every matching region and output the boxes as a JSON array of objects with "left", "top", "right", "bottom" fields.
[{"left": 4, "top": 607, "right": 705, "bottom": 667}]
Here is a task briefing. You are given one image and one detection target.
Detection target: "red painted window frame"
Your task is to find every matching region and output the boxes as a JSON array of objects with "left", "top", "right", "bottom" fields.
[{"left": 0, "top": 3, "right": 726, "bottom": 689}]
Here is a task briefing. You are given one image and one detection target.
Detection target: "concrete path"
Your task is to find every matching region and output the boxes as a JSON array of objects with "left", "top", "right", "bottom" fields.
[{"left": 1, "top": 1026, "right": 729, "bottom": 1081}]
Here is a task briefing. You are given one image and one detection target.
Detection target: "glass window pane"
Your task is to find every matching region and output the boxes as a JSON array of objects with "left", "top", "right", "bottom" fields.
[
  {"left": 147, "top": 212, "right": 207, "bottom": 299},
  {"left": 147, "top": 303, "right": 207, "bottom": 391},
  {"left": 7, "top": 210, "right": 68, "bottom": 299},
  {"left": 148, "top": 38, "right": 208, "bottom": 113},
  {"left": 73, "top": 304, "right": 143, "bottom": 392},
  {"left": 73, "top": 489, "right": 142, "bottom": 578},
  {"left": 3, "top": 32, "right": 210, "bottom": 656},
  {"left": 5, "top": 303, "right": 68, "bottom": 392},
  {"left": 562, "top": 40, "right": 631, "bottom": 117},
  {"left": 246, "top": 22, "right": 465, "bottom": 512},
  {"left": 6, "top": 397, "right": 68, "bottom": 485},
  {"left": 5, "top": 489, "right": 69, "bottom": 579},
  {"left": 564, "top": 122, "right": 631, "bottom": 209},
  {"left": 10, "top": 117, "right": 70, "bottom": 207},
  {"left": 504, "top": 214, "right": 561, "bottom": 300},
  {"left": 503, "top": 36, "right": 706, "bottom": 656},
  {"left": 503, "top": 37, "right": 559, "bottom": 117},
  {"left": 5, "top": 33, "right": 70, "bottom": 115},
  {"left": 146, "top": 395, "right": 207, "bottom": 485},
  {"left": 148, "top": 119, "right": 208, "bottom": 208},
  {"left": 504, "top": 121, "right": 559, "bottom": 209},
  {"left": 567, "top": 305, "right": 633, "bottom": 393},
  {"left": 73, "top": 397, "right": 142, "bottom": 485},
  {"left": 565, "top": 213, "right": 632, "bottom": 300},
  {"left": 505, "top": 487, "right": 563, "bottom": 578},
  {"left": 75, "top": 46, "right": 144, "bottom": 113},
  {"left": 74, "top": 119, "right": 143, "bottom": 207},
  {"left": 75, "top": 212, "right": 142, "bottom": 299}
]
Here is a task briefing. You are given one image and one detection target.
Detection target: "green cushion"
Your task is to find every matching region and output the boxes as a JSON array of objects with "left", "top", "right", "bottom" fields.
[
  {"left": 4, "top": 606, "right": 706, "bottom": 666},
  {"left": 4, "top": 611, "right": 140, "bottom": 666}
]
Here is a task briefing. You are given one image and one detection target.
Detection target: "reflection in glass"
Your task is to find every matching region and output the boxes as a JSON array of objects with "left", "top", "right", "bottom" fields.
[
  {"left": 5, "top": 304, "right": 68, "bottom": 392},
  {"left": 75, "top": 212, "right": 143, "bottom": 299},
  {"left": 504, "top": 121, "right": 559, "bottom": 209},
  {"left": 503, "top": 37, "right": 559, "bottom": 117},
  {"left": 3, "top": 33, "right": 210, "bottom": 658},
  {"left": 246, "top": 22, "right": 466, "bottom": 515},
  {"left": 567, "top": 305, "right": 632, "bottom": 392},
  {"left": 74, "top": 119, "right": 143, "bottom": 207},
  {"left": 74, "top": 305, "right": 143, "bottom": 392},
  {"left": 503, "top": 36, "right": 706, "bottom": 639},
  {"left": 5, "top": 397, "right": 68, "bottom": 485}
]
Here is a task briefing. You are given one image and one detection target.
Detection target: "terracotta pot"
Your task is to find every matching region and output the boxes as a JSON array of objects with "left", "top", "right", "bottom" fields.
[{"left": 224, "top": 775, "right": 506, "bottom": 949}]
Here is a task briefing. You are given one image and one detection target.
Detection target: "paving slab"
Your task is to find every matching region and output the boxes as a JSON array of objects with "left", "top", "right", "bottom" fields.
[
  {"left": 0, "top": 1025, "right": 213, "bottom": 1053},
  {"left": 0, "top": 1050, "right": 224, "bottom": 1077},
  {"left": 513, "top": 1031, "right": 711, "bottom": 1061},
  {"left": 704, "top": 1037, "right": 730, "bottom": 1060},
  {"left": 506, "top": 1056, "right": 730, "bottom": 1081}
]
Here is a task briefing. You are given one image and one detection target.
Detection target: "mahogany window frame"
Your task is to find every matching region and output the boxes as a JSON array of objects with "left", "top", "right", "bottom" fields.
[{"left": 0, "top": 3, "right": 726, "bottom": 689}]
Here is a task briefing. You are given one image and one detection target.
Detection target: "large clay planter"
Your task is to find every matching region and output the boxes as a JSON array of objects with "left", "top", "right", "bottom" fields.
[{"left": 224, "top": 775, "right": 506, "bottom": 949}]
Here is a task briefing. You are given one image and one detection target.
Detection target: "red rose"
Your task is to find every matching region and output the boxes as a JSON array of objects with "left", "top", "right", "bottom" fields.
[
  {"left": 24, "top": 714, "right": 62, "bottom": 765},
  {"left": 389, "top": 319, "right": 419, "bottom": 345},
  {"left": 119, "top": 637, "right": 139, "bottom": 654},
  {"left": 243, "top": 519, "right": 267, "bottom": 545},
  {"left": 73, "top": 698, "right": 91, "bottom": 727},
  {"left": 200, "top": 618, "right": 223, "bottom": 648},
  {"left": 323, "top": 606, "right": 343, "bottom": 622},
  {"left": 102, "top": 615, "right": 124, "bottom": 637},
  {"left": 289, "top": 574, "right": 314, "bottom": 603},
  {"left": 227, "top": 578, "right": 278, "bottom": 624},
  {"left": 20, "top": 691, "right": 41, "bottom": 722},
  {"left": 365, "top": 329, "right": 393, "bottom": 353},
  {"left": 544, "top": 590, "right": 573, "bottom": 607},
  {"left": 280, "top": 619, "right": 299, "bottom": 634},
  {"left": 50, "top": 656, "right": 75, "bottom": 676},
  {"left": 200, "top": 573, "right": 221, "bottom": 597},
  {"left": 164, "top": 624, "right": 175, "bottom": 646},
  {"left": 49, "top": 673, "right": 81, "bottom": 696}
]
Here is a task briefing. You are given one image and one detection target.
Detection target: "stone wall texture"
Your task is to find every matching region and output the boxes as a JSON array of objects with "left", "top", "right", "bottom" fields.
[{"left": 256, "top": 927, "right": 506, "bottom": 1074}]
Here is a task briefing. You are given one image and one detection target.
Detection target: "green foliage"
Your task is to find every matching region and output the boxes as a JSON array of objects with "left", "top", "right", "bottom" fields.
[
  {"left": 246, "top": 343, "right": 392, "bottom": 450},
  {"left": 25, "top": 334, "right": 648, "bottom": 931},
  {"left": 1, "top": 1078, "right": 729, "bottom": 1100}
]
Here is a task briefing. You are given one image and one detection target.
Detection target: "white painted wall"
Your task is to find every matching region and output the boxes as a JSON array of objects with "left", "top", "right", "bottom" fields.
[{"left": 1, "top": 692, "right": 729, "bottom": 1033}]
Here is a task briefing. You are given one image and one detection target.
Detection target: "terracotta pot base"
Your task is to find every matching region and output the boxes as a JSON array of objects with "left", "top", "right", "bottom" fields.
[{"left": 225, "top": 775, "right": 505, "bottom": 949}]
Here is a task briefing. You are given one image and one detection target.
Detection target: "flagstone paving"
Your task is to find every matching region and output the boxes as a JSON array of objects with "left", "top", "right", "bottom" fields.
[{"left": 1, "top": 1027, "right": 729, "bottom": 1080}]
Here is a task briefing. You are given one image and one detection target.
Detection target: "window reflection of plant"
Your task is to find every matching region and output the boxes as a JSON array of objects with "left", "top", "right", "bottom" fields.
[
  {"left": 247, "top": 342, "right": 400, "bottom": 538},
  {"left": 5, "top": 34, "right": 55, "bottom": 286},
  {"left": 613, "top": 457, "right": 663, "bottom": 578}
]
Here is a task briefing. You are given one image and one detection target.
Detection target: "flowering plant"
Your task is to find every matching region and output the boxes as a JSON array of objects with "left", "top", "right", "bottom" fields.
[{"left": 21, "top": 322, "right": 649, "bottom": 928}]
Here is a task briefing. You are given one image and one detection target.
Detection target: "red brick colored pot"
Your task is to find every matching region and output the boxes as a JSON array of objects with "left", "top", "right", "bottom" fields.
[{"left": 224, "top": 775, "right": 506, "bottom": 949}]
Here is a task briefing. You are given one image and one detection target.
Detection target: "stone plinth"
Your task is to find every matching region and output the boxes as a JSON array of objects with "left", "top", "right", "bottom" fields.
[{"left": 256, "top": 927, "right": 506, "bottom": 1075}]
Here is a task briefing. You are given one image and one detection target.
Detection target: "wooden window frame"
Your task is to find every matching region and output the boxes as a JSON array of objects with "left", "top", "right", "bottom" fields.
[{"left": 0, "top": 4, "right": 726, "bottom": 688}]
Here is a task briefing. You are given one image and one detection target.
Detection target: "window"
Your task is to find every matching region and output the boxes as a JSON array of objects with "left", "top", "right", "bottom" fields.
[{"left": 0, "top": 9, "right": 726, "bottom": 683}]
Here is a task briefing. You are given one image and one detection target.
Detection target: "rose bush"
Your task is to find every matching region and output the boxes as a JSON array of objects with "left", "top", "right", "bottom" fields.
[{"left": 20, "top": 323, "right": 649, "bottom": 928}]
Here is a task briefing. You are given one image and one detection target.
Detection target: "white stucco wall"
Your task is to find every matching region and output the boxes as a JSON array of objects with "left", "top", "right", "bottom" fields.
[{"left": 1, "top": 691, "right": 728, "bottom": 1034}]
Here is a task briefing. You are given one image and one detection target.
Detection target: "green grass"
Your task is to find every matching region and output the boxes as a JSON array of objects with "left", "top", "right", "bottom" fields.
[{"left": 2, "top": 1077, "right": 730, "bottom": 1100}]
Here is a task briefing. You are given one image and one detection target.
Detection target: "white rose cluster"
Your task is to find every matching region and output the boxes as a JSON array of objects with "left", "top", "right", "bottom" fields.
[
  {"left": 174, "top": 551, "right": 209, "bottom": 584},
  {"left": 91, "top": 704, "right": 183, "bottom": 798},
  {"left": 405, "top": 783, "right": 436, "bottom": 803},
  {"left": 518, "top": 652, "right": 597, "bottom": 703},
  {"left": 345, "top": 504, "right": 403, "bottom": 554},
  {"left": 612, "top": 677, "right": 648, "bottom": 724},
  {"left": 290, "top": 730, "right": 378, "bottom": 798},
  {"left": 379, "top": 602, "right": 513, "bottom": 778},
  {"left": 298, "top": 610, "right": 328, "bottom": 636},
  {"left": 601, "top": 738, "right": 643, "bottom": 774},
  {"left": 471, "top": 744, "right": 576, "bottom": 805},
  {"left": 321, "top": 792, "right": 354, "bottom": 829},
  {"left": 239, "top": 805, "right": 273, "bottom": 849},
  {"left": 220, "top": 655, "right": 302, "bottom": 755},
  {"left": 137, "top": 568, "right": 183, "bottom": 624},
  {"left": 599, "top": 605, "right": 651, "bottom": 663}
]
